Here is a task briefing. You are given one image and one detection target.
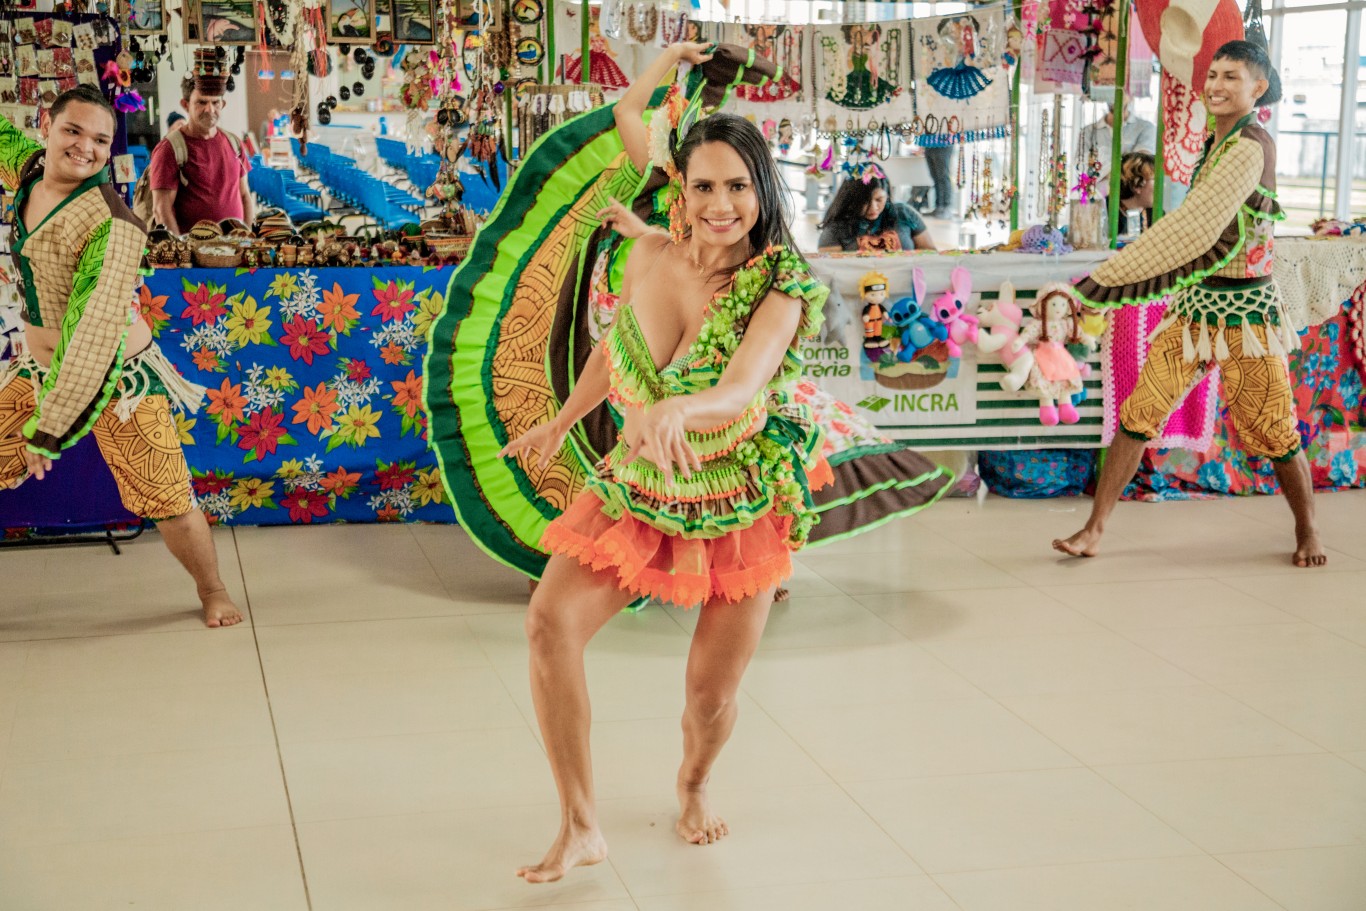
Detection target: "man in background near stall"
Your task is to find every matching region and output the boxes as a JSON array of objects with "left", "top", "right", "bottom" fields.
[
  {"left": 148, "top": 70, "right": 252, "bottom": 234},
  {"left": 1076, "top": 102, "right": 1157, "bottom": 186}
]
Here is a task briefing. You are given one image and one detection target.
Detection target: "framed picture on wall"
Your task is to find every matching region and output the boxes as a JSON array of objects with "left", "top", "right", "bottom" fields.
[
  {"left": 327, "top": 0, "right": 376, "bottom": 44},
  {"left": 391, "top": 0, "right": 435, "bottom": 44},
  {"left": 129, "top": 0, "right": 166, "bottom": 34},
  {"left": 182, "top": 0, "right": 202, "bottom": 42},
  {"left": 199, "top": 0, "right": 259, "bottom": 45}
]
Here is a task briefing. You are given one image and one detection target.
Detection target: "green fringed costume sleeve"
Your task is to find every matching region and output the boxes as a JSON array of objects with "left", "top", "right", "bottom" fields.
[
  {"left": 0, "top": 114, "right": 42, "bottom": 191},
  {"left": 22, "top": 218, "right": 142, "bottom": 457}
]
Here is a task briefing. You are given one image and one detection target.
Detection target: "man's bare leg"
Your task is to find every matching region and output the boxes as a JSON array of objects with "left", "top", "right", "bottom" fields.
[
  {"left": 675, "top": 587, "right": 774, "bottom": 845},
  {"left": 157, "top": 509, "right": 242, "bottom": 627},
  {"left": 518, "top": 554, "right": 634, "bottom": 883},
  {"left": 1273, "top": 451, "right": 1326, "bottom": 567},
  {"left": 1053, "top": 430, "right": 1149, "bottom": 557}
]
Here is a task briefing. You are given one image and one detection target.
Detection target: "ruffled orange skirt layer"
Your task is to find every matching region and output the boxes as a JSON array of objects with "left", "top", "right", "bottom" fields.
[{"left": 540, "top": 493, "right": 797, "bottom": 607}]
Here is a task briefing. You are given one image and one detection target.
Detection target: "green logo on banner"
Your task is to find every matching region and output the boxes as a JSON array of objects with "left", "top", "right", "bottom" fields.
[{"left": 858, "top": 394, "right": 892, "bottom": 412}]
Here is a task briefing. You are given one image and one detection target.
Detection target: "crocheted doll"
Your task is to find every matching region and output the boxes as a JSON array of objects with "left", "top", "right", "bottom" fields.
[
  {"left": 859, "top": 270, "right": 893, "bottom": 365},
  {"left": 1011, "top": 282, "right": 1096, "bottom": 425},
  {"left": 976, "top": 281, "right": 1035, "bottom": 392}
]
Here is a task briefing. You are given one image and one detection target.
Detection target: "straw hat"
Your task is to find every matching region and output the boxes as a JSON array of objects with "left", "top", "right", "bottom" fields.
[{"left": 1134, "top": 0, "right": 1244, "bottom": 87}]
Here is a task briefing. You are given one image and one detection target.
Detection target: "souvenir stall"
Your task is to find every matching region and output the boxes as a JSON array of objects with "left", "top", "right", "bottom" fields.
[{"left": 3, "top": 0, "right": 1364, "bottom": 538}]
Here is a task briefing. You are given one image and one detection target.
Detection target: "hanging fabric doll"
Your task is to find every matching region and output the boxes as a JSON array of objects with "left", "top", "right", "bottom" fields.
[
  {"left": 927, "top": 14, "right": 993, "bottom": 100},
  {"left": 562, "top": 7, "right": 631, "bottom": 90},
  {"left": 1011, "top": 282, "right": 1095, "bottom": 425},
  {"left": 828, "top": 24, "right": 898, "bottom": 109}
]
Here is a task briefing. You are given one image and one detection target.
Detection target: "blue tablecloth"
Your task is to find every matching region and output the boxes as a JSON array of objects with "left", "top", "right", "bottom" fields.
[{"left": 153, "top": 266, "right": 458, "bottom": 525}]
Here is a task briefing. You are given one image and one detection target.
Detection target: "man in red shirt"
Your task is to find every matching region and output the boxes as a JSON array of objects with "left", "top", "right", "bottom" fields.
[{"left": 148, "top": 72, "right": 253, "bottom": 234}]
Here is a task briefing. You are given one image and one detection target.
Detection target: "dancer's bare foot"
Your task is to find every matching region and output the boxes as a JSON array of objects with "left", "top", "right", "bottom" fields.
[
  {"left": 1293, "top": 527, "right": 1328, "bottom": 568},
  {"left": 676, "top": 780, "right": 728, "bottom": 845},
  {"left": 1052, "top": 526, "right": 1103, "bottom": 558},
  {"left": 773, "top": 587, "right": 790, "bottom": 603},
  {"left": 516, "top": 823, "right": 608, "bottom": 883},
  {"left": 202, "top": 589, "right": 242, "bottom": 627}
]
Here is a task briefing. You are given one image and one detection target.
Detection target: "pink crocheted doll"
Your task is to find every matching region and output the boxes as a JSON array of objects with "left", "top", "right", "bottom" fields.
[{"left": 1011, "top": 282, "right": 1094, "bottom": 425}]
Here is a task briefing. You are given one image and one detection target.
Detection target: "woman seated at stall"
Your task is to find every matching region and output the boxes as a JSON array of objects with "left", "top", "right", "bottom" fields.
[
  {"left": 817, "top": 173, "right": 937, "bottom": 253},
  {"left": 1118, "top": 151, "right": 1156, "bottom": 235}
]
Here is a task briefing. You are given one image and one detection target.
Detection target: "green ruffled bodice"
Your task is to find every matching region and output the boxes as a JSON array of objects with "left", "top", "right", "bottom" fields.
[{"left": 591, "top": 246, "right": 831, "bottom": 546}]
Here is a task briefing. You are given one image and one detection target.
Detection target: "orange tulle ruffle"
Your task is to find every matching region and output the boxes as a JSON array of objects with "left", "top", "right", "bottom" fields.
[{"left": 540, "top": 492, "right": 796, "bottom": 607}]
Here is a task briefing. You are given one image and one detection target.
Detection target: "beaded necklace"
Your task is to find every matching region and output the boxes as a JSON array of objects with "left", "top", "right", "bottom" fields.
[{"left": 626, "top": 3, "right": 658, "bottom": 44}]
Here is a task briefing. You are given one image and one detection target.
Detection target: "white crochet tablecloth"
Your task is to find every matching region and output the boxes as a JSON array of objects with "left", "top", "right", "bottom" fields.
[{"left": 1273, "top": 236, "right": 1366, "bottom": 330}]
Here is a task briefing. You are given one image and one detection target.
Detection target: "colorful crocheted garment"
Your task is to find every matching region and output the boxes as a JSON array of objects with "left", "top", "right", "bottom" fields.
[{"left": 542, "top": 246, "right": 836, "bottom": 605}]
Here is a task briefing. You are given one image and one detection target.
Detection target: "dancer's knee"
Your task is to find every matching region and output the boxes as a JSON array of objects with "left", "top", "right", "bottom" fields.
[{"left": 685, "top": 686, "right": 736, "bottom": 726}]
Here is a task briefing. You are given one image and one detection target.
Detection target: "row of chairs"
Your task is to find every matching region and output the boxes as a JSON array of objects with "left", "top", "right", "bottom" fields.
[
  {"left": 296, "top": 140, "right": 427, "bottom": 228},
  {"left": 308, "top": 147, "right": 419, "bottom": 232},
  {"left": 375, "top": 136, "right": 441, "bottom": 198},
  {"left": 247, "top": 157, "right": 325, "bottom": 223}
]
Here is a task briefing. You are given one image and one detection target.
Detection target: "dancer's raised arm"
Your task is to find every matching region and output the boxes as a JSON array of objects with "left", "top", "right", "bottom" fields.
[{"left": 614, "top": 42, "right": 713, "bottom": 173}]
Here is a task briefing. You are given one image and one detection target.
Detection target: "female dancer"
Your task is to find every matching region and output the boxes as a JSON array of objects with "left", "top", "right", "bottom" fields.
[{"left": 499, "top": 41, "right": 830, "bottom": 881}]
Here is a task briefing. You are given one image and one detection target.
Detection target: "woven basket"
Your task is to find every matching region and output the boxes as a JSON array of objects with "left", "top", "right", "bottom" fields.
[
  {"left": 193, "top": 244, "right": 243, "bottom": 268},
  {"left": 875, "top": 370, "right": 947, "bottom": 391},
  {"left": 425, "top": 232, "right": 472, "bottom": 258}
]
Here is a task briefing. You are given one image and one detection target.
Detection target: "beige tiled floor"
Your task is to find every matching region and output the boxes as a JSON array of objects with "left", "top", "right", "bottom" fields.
[{"left": 3, "top": 490, "right": 1366, "bottom": 910}]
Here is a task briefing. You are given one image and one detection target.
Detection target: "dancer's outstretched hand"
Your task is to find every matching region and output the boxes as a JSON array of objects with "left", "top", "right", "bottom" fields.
[
  {"left": 499, "top": 418, "right": 569, "bottom": 470},
  {"left": 597, "top": 197, "right": 655, "bottom": 239},
  {"left": 624, "top": 400, "right": 702, "bottom": 486}
]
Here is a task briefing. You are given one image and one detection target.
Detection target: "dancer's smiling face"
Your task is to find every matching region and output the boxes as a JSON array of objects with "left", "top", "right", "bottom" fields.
[
  {"left": 682, "top": 141, "right": 759, "bottom": 250},
  {"left": 40, "top": 99, "right": 114, "bottom": 185},
  {"left": 1204, "top": 58, "right": 1266, "bottom": 120}
]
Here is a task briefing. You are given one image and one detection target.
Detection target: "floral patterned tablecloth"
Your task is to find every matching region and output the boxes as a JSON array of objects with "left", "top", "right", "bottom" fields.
[
  {"left": 6, "top": 268, "right": 1362, "bottom": 530},
  {"left": 147, "top": 266, "right": 458, "bottom": 525}
]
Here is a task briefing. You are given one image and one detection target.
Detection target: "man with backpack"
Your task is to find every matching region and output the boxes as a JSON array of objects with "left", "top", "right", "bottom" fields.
[{"left": 141, "top": 70, "right": 252, "bottom": 233}]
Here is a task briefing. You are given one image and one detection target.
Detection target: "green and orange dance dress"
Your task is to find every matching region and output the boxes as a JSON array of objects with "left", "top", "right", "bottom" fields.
[{"left": 423, "top": 49, "right": 955, "bottom": 598}]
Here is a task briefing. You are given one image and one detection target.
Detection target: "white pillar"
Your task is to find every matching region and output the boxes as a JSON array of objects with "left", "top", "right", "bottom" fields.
[
  {"left": 1267, "top": 0, "right": 1285, "bottom": 145},
  {"left": 1334, "top": 6, "right": 1362, "bottom": 219}
]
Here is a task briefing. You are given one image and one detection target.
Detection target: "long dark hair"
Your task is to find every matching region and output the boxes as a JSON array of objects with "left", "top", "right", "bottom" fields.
[
  {"left": 819, "top": 175, "right": 892, "bottom": 234},
  {"left": 1212, "top": 39, "right": 1282, "bottom": 107},
  {"left": 673, "top": 112, "right": 797, "bottom": 259}
]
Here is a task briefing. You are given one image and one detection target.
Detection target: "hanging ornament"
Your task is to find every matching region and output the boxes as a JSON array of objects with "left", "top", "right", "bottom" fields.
[
  {"left": 512, "top": 0, "right": 543, "bottom": 24},
  {"left": 515, "top": 37, "right": 544, "bottom": 67}
]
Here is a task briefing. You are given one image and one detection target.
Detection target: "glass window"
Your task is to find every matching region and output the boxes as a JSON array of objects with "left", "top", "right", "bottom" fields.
[{"left": 1274, "top": 8, "right": 1348, "bottom": 222}]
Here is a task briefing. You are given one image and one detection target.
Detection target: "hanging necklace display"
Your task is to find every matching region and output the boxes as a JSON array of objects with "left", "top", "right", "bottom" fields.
[
  {"left": 1048, "top": 97, "right": 1067, "bottom": 227},
  {"left": 966, "top": 146, "right": 981, "bottom": 218},
  {"left": 981, "top": 150, "right": 996, "bottom": 223},
  {"left": 658, "top": 7, "right": 687, "bottom": 46},
  {"left": 997, "top": 102, "right": 1017, "bottom": 226},
  {"left": 956, "top": 142, "right": 966, "bottom": 190},
  {"left": 1071, "top": 123, "right": 1102, "bottom": 204},
  {"left": 626, "top": 3, "right": 658, "bottom": 45},
  {"left": 1037, "top": 105, "right": 1051, "bottom": 221}
]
